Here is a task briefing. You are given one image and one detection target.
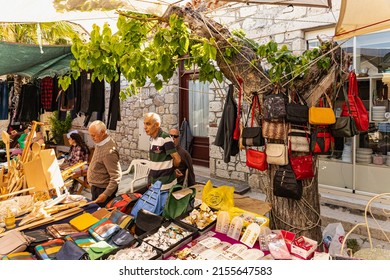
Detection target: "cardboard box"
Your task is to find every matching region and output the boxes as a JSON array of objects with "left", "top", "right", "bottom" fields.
[
  {"left": 290, "top": 236, "right": 318, "bottom": 260},
  {"left": 280, "top": 230, "right": 296, "bottom": 252}
]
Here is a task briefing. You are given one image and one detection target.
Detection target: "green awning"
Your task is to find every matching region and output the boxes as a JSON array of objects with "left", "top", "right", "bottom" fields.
[{"left": 0, "top": 41, "right": 73, "bottom": 78}]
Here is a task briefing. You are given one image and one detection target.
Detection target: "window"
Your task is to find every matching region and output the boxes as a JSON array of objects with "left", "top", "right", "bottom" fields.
[{"left": 188, "top": 80, "right": 209, "bottom": 137}]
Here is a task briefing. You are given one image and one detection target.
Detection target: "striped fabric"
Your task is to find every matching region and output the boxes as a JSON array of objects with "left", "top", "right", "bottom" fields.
[
  {"left": 149, "top": 129, "right": 177, "bottom": 185},
  {"left": 34, "top": 239, "right": 65, "bottom": 260}
]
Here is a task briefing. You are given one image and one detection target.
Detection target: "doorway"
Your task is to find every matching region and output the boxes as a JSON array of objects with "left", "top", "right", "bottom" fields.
[{"left": 179, "top": 70, "right": 210, "bottom": 167}]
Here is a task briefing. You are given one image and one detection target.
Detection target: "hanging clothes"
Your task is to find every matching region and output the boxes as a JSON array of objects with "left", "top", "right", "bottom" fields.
[
  {"left": 0, "top": 81, "right": 8, "bottom": 120},
  {"left": 107, "top": 77, "right": 121, "bottom": 130},
  {"left": 40, "top": 77, "right": 54, "bottom": 111},
  {"left": 15, "top": 83, "right": 40, "bottom": 123},
  {"left": 79, "top": 71, "right": 92, "bottom": 114},
  {"left": 179, "top": 118, "right": 193, "bottom": 153},
  {"left": 83, "top": 79, "right": 105, "bottom": 126},
  {"left": 214, "top": 84, "right": 239, "bottom": 163}
]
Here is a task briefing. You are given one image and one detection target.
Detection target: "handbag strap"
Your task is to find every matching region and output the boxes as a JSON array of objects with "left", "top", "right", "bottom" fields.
[
  {"left": 245, "top": 92, "right": 261, "bottom": 127},
  {"left": 236, "top": 76, "right": 243, "bottom": 123}
]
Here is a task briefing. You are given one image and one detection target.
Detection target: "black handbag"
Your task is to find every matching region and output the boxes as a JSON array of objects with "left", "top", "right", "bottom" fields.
[
  {"left": 56, "top": 240, "right": 90, "bottom": 260},
  {"left": 330, "top": 116, "right": 359, "bottom": 138},
  {"left": 242, "top": 93, "right": 265, "bottom": 147},
  {"left": 134, "top": 208, "right": 165, "bottom": 236},
  {"left": 108, "top": 228, "right": 135, "bottom": 247},
  {"left": 286, "top": 103, "right": 309, "bottom": 124},
  {"left": 273, "top": 164, "right": 302, "bottom": 200}
]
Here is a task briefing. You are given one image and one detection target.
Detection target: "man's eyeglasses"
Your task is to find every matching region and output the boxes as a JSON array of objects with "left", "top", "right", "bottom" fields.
[{"left": 170, "top": 134, "right": 179, "bottom": 139}]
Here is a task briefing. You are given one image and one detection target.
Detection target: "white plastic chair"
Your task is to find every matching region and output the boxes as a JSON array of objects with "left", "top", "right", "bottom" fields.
[{"left": 121, "top": 159, "right": 150, "bottom": 193}]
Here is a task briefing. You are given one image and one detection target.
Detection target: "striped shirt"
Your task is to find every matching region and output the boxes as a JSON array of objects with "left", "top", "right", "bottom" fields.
[{"left": 149, "top": 129, "right": 177, "bottom": 185}]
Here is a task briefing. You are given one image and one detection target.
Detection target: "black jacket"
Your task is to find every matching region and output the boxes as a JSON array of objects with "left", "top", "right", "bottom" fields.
[{"left": 214, "top": 84, "right": 239, "bottom": 163}]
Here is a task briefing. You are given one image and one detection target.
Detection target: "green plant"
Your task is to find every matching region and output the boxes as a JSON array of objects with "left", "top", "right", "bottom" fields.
[
  {"left": 47, "top": 111, "right": 73, "bottom": 145},
  {"left": 346, "top": 238, "right": 361, "bottom": 254}
]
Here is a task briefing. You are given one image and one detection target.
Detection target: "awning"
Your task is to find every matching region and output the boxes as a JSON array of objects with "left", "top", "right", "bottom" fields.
[
  {"left": 219, "top": 0, "right": 331, "bottom": 8},
  {"left": 335, "top": 0, "right": 390, "bottom": 40},
  {"left": 0, "top": 41, "right": 72, "bottom": 78}
]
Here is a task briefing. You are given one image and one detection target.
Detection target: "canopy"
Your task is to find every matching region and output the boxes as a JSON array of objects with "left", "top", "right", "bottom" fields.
[
  {"left": 335, "top": 0, "right": 390, "bottom": 40},
  {"left": 220, "top": 0, "right": 331, "bottom": 8},
  {"left": 0, "top": 41, "right": 72, "bottom": 78}
]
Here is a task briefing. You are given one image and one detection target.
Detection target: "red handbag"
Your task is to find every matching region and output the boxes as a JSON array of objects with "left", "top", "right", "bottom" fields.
[
  {"left": 290, "top": 155, "right": 314, "bottom": 180},
  {"left": 341, "top": 71, "right": 369, "bottom": 132},
  {"left": 311, "top": 128, "right": 334, "bottom": 154},
  {"left": 246, "top": 148, "right": 268, "bottom": 171},
  {"left": 289, "top": 141, "right": 314, "bottom": 180}
]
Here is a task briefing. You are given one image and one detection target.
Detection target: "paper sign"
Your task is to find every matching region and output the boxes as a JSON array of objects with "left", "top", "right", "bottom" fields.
[
  {"left": 215, "top": 211, "right": 230, "bottom": 234},
  {"left": 227, "top": 216, "right": 243, "bottom": 240},
  {"left": 240, "top": 223, "right": 261, "bottom": 248}
]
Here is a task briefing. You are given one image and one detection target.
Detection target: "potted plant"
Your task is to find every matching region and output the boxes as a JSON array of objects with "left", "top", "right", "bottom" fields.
[{"left": 47, "top": 111, "right": 73, "bottom": 145}]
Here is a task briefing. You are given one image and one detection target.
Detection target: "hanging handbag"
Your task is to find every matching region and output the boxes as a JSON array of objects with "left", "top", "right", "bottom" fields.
[
  {"left": 262, "top": 120, "right": 287, "bottom": 140},
  {"left": 263, "top": 90, "right": 287, "bottom": 121},
  {"left": 286, "top": 92, "right": 309, "bottom": 124},
  {"left": 311, "top": 127, "right": 334, "bottom": 154},
  {"left": 331, "top": 82, "right": 359, "bottom": 138},
  {"left": 246, "top": 148, "right": 268, "bottom": 171},
  {"left": 273, "top": 164, "right": 302, "bottom": 200},
  {"left": 288, "top": 127, "right": 311, "bottom": 152},
  {"left": 288, "top": 141, "right": 314, "bottom": 180},
  {"left": 309, "top": 94, "right": 336, "bottom": 125},
  {"left": 162, "top": 185, "right": 197, "bottom": 219},
  {"left": 242, "top": 93, "right": 265, "bottom": 147},
  {"left": 266, "top": 143, "right": 288, "bottom": 166},
  {"left": 341, "top": 71, "right": 369, "bottom": 132}
]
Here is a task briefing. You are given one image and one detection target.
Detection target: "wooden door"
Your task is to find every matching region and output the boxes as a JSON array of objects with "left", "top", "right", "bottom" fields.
[{"left": 179, "top": 71, "right": 210, "bottom": 167}]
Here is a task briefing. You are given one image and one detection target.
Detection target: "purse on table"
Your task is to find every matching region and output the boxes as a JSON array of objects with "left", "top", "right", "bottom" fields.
[
  {"left": 56, "top": 240, "right": 90, "bottom": 260},
  {"left": 0, "top": 231, "right": 33, "bottom": 257},
  {"left": 2, "top": 251, "right": 36, "bottom": 260},
  {"left": 46, "top": 223, "right": 79, "bottom": 239},
  {"left": 105, "top": 193, "right": 142, "bottom": 214},
  {"left": 85, "top": 241, "right": 116, "bottom": 260},
  {"left": 134, "top": 208, "right": 165, "bottom": 237},
  {"left": 273, "top": 164, "right": 302, "bottom": 200},
  {"left": 162, "top": 185, "right": 197, "bottom": 219},
  {"left": 246, "top": 148, "right": 268, "bottom": 171},
  {"left": 108, "top": 228, "right": 135, "bottom": 248},
  {"left": 69, "top": 212, "right": 100, "bottom": 231},
  {"left": 34, "top": 238, "right": 65, "bottom": 260},
  {"left": 242, "top": 93, "right": 265, "bottom": 147},
  {"left": 88, "top": 218, "right": 121, "bottom": 241},
  {"left": 108, "top": 209, "right": 134, "bottom": 229},
  {"left": 65, "top": 232, "right": 96, "bottom": 248}
]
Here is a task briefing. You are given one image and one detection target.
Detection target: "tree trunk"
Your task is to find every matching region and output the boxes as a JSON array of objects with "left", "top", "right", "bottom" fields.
[{"left": 166, "top": 6, "right": 349, "bottom": 243}]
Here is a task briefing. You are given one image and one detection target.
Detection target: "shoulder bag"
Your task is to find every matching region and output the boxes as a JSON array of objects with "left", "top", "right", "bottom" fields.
[
  {"left": 162, "top": 185, "right": 197, "bottom": 219},
  {"left": 266, "top": 143, "right": 288, "bottom": 166},
  {"left": 273, "top": 164, "right": 302, "bottom": 200},
  {"left": 263, "top": 90, "right": 287, "bottom": 121},
  {"left": 288, "top": 127, "right": 311, "bottom": 153},
  {"left": 341, "top": 71, "right": 369, "bottom": 132},
  {"left": 309, "top": 94, "right": 336, "bottom": 125},
  {"left": 56, "top": 240, "right": 90, "bottom": 260},
  {"left": 246, "top": 148, "right": 268, "bottom": 171},
  {"left": 286, "top": 91, "right": 309, "bottom": 124},
  {"left": 288, "top": 141, "right": 315, "bottom": 180},
  {"left": 241, "top": 93, "right": 265, "bottom": 147}
]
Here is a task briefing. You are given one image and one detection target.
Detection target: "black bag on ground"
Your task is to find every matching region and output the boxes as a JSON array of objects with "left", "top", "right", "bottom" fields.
[{"left": 273, "top": 164, "right": 302, "bottom": 200}]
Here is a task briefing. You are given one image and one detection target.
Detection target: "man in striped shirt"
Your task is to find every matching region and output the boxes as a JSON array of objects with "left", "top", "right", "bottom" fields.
[{"left": 144, "top": 112, "right": 181, "bottom": 190}]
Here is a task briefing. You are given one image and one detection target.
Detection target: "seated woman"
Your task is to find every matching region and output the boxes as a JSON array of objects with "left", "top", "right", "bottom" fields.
[{"left": 61, "top": 132, "right": 90, "bottom": 169}]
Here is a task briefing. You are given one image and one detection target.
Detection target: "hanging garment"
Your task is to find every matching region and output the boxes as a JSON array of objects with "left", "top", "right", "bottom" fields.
[
  {"left": 214, "top": 84, "right": 239, "bottom": 163},
  {"left": 179, "top": 118, "right": 193, "bottom": 153},
  {"left": 79, "top": 71, "right": 92, "bottom": 114},
  {"left": 107, "top": 78, "right": 121, "bottom": 130},
  {"left": 83, "top": 79, "right": 105, "bottom": 126},
  {"left": 40, "top": 77, "right": 54, "bottom": 111},
  {"left": 0, "top": 82, "right": 8, "bottom": 120},
  {"left": 16, "top": 83, "right": 40, "bottom": 123}
]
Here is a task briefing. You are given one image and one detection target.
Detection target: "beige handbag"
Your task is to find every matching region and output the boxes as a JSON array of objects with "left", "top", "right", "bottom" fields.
[
  {"left": 0, "top": 231, "right": 33, "bottom": 257},
  {"left": 265, "top": 143, "right": 288, "bottom": 166}
]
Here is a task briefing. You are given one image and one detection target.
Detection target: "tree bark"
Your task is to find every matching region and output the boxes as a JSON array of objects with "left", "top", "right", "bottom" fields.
[{"left": 165, "top": 6, "right": 349, "bottom": 242}]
